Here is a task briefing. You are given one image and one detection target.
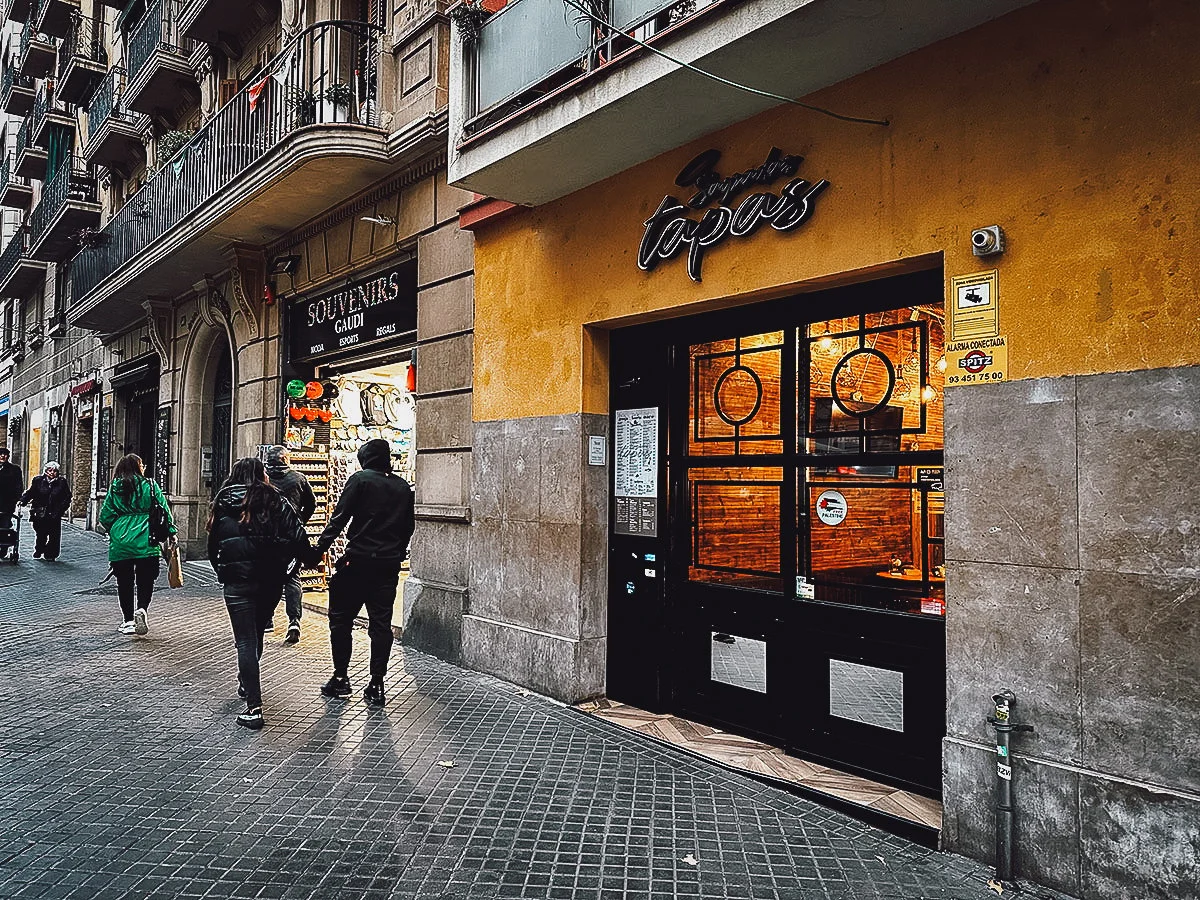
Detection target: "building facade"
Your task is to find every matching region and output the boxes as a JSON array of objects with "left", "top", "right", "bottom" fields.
[
  {"left": 445, "top": 1, "right": 1200, "bottom": 898},
  {"left": 0, "top": 0, "right": 474, "bottom": 638}
]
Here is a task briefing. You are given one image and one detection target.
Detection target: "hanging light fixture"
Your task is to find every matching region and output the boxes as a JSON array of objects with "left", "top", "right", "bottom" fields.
[
  {"left": 936, "top": 353, "right": 947, "bottom": 373},
  {"left": 922, "top": 384, "right": 939, "bottom": 404},
  {"left": 817, "top": 322, "right": 841, "bottom": 356}
]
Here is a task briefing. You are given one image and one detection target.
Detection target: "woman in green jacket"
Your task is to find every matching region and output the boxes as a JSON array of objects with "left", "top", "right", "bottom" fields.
[{"left": 99, "top": 454, "right": 176, "bottom": 635}]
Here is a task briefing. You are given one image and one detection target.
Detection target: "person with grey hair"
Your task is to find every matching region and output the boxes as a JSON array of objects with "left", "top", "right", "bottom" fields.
[
  {"left": 264, "top": 445, "right": 315, "bottom": 643},
  {"left": 19, "top": 461, "right": 72, "bottom": 561}
]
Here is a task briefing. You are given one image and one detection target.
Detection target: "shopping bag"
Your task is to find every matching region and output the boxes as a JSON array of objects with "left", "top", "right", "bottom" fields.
[{"left": 167, "top": 545, "right": 184, "bottom": 589}]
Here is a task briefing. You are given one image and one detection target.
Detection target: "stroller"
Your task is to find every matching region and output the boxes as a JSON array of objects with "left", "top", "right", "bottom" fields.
[{"left": 0, "top": 509, "right": 20, "bottom": 564}]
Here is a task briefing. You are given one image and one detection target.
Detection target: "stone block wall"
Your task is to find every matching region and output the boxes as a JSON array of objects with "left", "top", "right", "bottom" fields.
[
  {"left": 464, "top": 413, "right": 609, "bottom": 701},
  {"left": 941, "top": 366, "right": 1200, "bottom": 900}
]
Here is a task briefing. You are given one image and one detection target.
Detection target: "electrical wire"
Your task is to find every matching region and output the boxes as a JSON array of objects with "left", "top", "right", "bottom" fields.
[{"left": 560, "top": 0, "right": 890, "bottom": 127}]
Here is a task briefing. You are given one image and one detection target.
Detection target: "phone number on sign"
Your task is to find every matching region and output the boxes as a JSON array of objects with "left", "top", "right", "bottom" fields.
[{"left": 947, "top": 371, "right": 1005, "bottom": 384}]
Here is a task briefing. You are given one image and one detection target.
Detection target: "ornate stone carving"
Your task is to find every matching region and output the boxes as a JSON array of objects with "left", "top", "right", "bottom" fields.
[
  {"left": 195, "top": 276, "right": 232, "bottom": 333},
  {"left": 222, "top": 245, "right": 264, "bottom": 342},
  {"left": 142, "top": 299, "right": 172, "bottom": 364}
]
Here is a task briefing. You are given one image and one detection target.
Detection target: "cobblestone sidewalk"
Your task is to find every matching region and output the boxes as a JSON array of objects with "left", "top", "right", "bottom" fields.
[{"left": 0, "top": 521, "right": 1074, "bottom": 900}]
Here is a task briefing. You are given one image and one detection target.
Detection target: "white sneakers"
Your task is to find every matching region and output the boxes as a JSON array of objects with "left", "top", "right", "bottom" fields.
[
  {"left": 118, "top": 622, "right": 136, "bottom": 635},
  {"left": 133, "top": 608, "right": 149, "bottom": 635}
]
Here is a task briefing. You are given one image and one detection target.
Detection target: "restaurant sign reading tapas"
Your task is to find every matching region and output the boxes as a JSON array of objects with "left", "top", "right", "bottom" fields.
[
  {"left": 289, "top": 263, "right": 417, "bottom": 361},
  {"left": 638, "top": 147, "right": 829, "bottom": 282}
]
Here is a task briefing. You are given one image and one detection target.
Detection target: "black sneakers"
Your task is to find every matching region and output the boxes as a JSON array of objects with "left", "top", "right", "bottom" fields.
[
  {"left": 237, "top": 707, "right": 264, "bottom": 730},
  {"left": 284, "top": 624, "right": 300, "bottom": 644},
  {"left": 321, "top": 675, "right": 351, "bottom": 697},
  {"left": 363, "top": 681, "right": 386, "bottom": 706}
]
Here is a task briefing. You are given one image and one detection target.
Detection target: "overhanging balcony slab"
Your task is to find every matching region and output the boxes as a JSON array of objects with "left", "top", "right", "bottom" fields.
[
  {"left": 4, "top": 0, "right": 33, "bottom": 24},
  {"left": 1, "top": 177, "right": 33, "bottom": 210},
  {"left": 18, "top": 38, "right": 56, "bottom": 79},
  {"left": 2, "top": 81, "right": 35, "bottom": 116},
  {"left": 82, "top": 118, "right": 144, "bottom": 172},
  {"left": 125, "top": 50, "right": 197, "bottom": 121},
  {"left": 35, "top": 0, "right": 79, "bottom": 38},
  {"left": 69, "top": 126, "right": 409, "bottom": 332},
  {"left": 449, "top": 0, "right": 1038, "bottom": 205},
  {"left": 30, "top": 199, "right": 101, "bottom": 261},
  {"left": 0, "top": 256, "right": 46, "bottom": 296},
  {"left": 15, "top": 144, "right": 47, "bottom": 180},
  {"left": 180, "top": 0, "right": 272, "bottom": 48},
  {"left": 59, "top": 54, "right": 108, "bottom": 104},
  {"left": 33, "top": 108, "right": 74, "bottom": 147}
]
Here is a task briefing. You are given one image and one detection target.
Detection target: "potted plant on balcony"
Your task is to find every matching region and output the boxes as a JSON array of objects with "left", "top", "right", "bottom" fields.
[
  {"left": 287, "top": 88, "right": 318, "bottom": 126},
  {"left": 156, "top": 129, "right": 192, "bottom": 171},
  {"left": 448, "top": 0, "right": 490, "bottom": 46},
  {"left": 323, "top": 82, "right": 353, "bottom": 123}
]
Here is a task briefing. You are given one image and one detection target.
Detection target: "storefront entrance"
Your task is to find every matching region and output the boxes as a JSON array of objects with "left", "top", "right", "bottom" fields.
[{"left": 609, "top": 267, "right": 947, "bottom": 795}]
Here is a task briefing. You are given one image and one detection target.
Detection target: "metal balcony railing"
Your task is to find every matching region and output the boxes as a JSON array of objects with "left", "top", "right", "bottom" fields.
[
  {"left": 85, "top": 67, "right": 134, "bottom": 138},
  {"left": 466, "top": 0, "right": 708, "bottom": 126},
  {"left": 1, "top": 64, "right": 33, "bottom": 103},
  {"left": 128, "top": 0, "right": 191, "bottom": 84},
  {"left": 31, "top": 81, "right": 71, "bottom": 136},
  {"left": 29, "top": 153, "right": 97, "bottom": 247},
  {"left": 0, "top": 154, "right": 31, "bottom": 194},
  {"left": 73, "top": 19, "right": 382, "bottom": 305},
  {"left": 15, "top": 117, "right": 34, "bottom": 158},
  {"left": 58, "top": 12, "right": 108, "bottom": 76},
  {"left": 0, "top": 227, "right": 33, "bottom": 282}
]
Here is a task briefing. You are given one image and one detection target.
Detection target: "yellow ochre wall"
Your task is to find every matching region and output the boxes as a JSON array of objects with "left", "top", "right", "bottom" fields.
[{"left": 471, "top": 0, "right": 1200, "bottom": 423}]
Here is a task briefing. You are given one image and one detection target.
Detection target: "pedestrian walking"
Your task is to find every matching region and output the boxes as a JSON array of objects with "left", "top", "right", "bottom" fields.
[
  {"left": 19, "top": 462, "right": 71, "bottom": 561},
  {"left": 264, "top": 445, "right": 316, "bottom": 644},
  {"left": 0, "top": 448, "right": 21, "bottom": 518},
  {"left": 208, "top": 457, "right": 312, "bottom": 730},
  {"left": 98, "top": 454, "right": 176, "bottom": 635},
  {"left": 308, "top": 439, "right": 414, "bottom": 706}
]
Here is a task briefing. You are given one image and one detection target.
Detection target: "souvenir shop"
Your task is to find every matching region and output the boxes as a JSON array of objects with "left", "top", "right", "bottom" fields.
[{"left": 282, "top": 258, "right": 418, "bottom": 592}]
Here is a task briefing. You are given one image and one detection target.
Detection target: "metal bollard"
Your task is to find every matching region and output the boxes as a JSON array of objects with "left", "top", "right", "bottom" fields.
[{"left": 985, "top": 690, "right": 1034, "bottom": 884}]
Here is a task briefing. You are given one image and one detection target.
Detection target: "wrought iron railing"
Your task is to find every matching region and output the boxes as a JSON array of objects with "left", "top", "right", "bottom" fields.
[
  {"left": 17, "top": 4, "right": 51, "bottom": 60},
  {"left": 85, "top": 68, "right": 134, "bottom": 142},
  {"left": 467, "top": 0, "right": 708, "bottom": 125},
  {"left": 29, "top": 153, "right": 97, "bottom": 247},
  {"left": 0, "top": 154, "right": 31, "bottom": 195},
  {"left": 15, "top": 117, "right": 35, "bottom": 159},
  {"left": 30, "top": 81, "right": 70, "bottom": 135},
  {"left": 58, "top": 12, "right": 108, "bottom": 77},
  {"left": 0, "top": 226, "right": 32, "bottom": 283},
  {"left": 128, "top": 0, "right": 191, "bottom": 85},
  {"left": 73, "top": 20, "right": 382, "bottom": 305},
  {"left": 1, "top": 63, "right": 33, "bottom": 102}
]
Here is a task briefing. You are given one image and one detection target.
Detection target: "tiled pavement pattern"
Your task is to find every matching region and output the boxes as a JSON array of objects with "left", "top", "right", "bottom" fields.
[
  {"left": 827, "top": 659, "right": 905, "bottom": 734},
  {"left": 709, "top": 634, "right": 767, "bottom": 694},
  {"left": 0, "top": 521, "right": 1078, "bottom": 900},
  {"left": 577, "top": 701, "right": 943, "bottom": 833}
]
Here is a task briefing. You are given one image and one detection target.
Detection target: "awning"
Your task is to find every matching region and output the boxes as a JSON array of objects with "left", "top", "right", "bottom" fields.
[
  {"left": 110, "top": 353, "right": 160, "bottom": 389},
  {"left": 69, "top": 378, "right": 98, "bottom": 396},
  {"left": 0, "top": 395, "right": 8, "bottom": 416}
]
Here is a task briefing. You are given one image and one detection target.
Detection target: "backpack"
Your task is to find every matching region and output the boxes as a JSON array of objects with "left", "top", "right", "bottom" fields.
[{"left": 149, "top": 493, "right": 171, "bottom": 545}]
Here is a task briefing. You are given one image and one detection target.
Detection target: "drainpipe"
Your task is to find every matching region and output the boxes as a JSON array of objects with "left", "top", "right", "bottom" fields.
[{"left": 986, "top": 689, "right": 1034, "bottom": 884}]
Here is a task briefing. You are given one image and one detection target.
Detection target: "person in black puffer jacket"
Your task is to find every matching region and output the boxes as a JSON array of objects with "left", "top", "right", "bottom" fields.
[{"left": 208, "top": 457, "right": 312, "bottom": 730}]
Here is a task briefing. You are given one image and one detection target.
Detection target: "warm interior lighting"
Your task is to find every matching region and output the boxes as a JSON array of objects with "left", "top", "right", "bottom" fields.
[
  {"left": 936, "top": 354, "right": 947, "bottom": 372},
  {"left": 922, "top": 384, "right": 938, "bottom": 403}
]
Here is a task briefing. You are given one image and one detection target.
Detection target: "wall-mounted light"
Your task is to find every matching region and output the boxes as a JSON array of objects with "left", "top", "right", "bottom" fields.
[{"left": 269, "top": 255, "right": 301, "bottom": 277}]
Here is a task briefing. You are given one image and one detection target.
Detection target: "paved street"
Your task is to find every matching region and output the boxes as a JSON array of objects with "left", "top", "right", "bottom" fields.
[{"left": 0, "top": 522, "right": 1070, "bottom": 900}]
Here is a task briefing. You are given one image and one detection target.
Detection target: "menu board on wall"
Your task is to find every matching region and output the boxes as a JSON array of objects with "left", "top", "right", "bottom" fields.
[
  {"left": 154, "top": 405, "right": 171, "bottom": 493},
  {"left": 614, "top": 407, "right": 658, "bottom": 537},
  {"left": 96, "top": 406, "right": 112, "bottom": 492}
]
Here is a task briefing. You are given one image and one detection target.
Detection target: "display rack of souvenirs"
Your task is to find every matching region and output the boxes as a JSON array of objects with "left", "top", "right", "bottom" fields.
[{"left": 289, "top": 449, "right": 330, "bottom": 592}]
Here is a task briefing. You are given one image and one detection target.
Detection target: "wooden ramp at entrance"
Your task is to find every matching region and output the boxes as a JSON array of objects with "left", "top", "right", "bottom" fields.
[{"left": 576, "top": 698, "right": 942, "bottom": 836}]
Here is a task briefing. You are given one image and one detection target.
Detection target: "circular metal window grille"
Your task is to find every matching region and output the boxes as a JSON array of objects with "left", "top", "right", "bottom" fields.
[
  {"left": 713, "top": 364, "right": 763, "bottom": 427},
  {"left": 830, "top": 348, "right": 896, "bottom": 417}
]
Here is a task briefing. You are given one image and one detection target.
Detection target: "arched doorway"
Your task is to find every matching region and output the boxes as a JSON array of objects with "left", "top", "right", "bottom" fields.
[{"left": 210, "top": 345, "right": 233, "bottom": 496}]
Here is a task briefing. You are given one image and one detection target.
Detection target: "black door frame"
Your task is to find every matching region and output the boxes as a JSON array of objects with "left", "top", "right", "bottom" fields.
[{"left": 607, "top": 266, "right": 947, "bottom": 796}]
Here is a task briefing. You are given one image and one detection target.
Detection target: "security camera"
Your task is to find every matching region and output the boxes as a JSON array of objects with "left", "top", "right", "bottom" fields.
[{"left": 971, "top": 225, "right": 1005, "bottom": 257}]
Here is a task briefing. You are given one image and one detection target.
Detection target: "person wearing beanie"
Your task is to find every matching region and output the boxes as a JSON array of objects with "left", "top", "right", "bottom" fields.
[
  {"left": 307, "top": 438, "right": 414, "bottom": 705},
  {"left": 19, "top": 461, "right": 71, "bottom": 561},
  {"left": 264, "top": 445, "right": 316, "bottom": 643}
]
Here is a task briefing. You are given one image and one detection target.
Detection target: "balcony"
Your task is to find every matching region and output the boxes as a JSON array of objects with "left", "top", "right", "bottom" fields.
[
  {"left": 28, "top": 153, "right": 100, "bottom": 261},
  {"left": 125, "top": 0, "right": 198, "bottom": 124},
  {"left": 1, "top": 0, "right": 33, "bottom": 25},
  {"left": 31, "top": 83, "right": 75, "bottom": 148},
  {"left": 33, "top": 0, "right": 78, "bottom": 38},
  {"left": 17, "top": 14, "right": 55, "bottom": 79},
  {"left": 57, "top": 12, "right": 108, "bottom": 103},
  {"left": 180, "top": 0, "right": 275, "bottom": 55},
  {"left": 0, "top": 155, "right": 33, "bottom": 210},
  {"left": 0, "top": 228, "right": 47, "bottom": 298},
  {"left": 448, "top": 0, "right": 1038, "bottom": 204},
  {"left": 14, "top": 118, "right": 47, "bottom": 180},
  {"left": 70, "top": 19, "right": 415, "bottom": 331},
  {"left": 1, "top": 65, "right": 35, "bottom": 116},
  {"left": 82, "top": 69, "right": 145, "bottom": 174}
]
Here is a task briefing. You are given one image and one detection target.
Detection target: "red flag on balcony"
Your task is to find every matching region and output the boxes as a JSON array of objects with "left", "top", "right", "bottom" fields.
[{"left": 248, "top": 73, "right": 270, "bottom": 113}]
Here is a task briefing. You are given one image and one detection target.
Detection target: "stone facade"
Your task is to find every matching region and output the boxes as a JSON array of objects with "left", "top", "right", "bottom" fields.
[{"left": 941, "top": 367, "right": 1200, "bottom": 900}]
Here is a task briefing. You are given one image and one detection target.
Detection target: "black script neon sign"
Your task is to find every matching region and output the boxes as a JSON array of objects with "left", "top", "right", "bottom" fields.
[{"left": 638, "top": 147, "right": 829, "bottom": 282}]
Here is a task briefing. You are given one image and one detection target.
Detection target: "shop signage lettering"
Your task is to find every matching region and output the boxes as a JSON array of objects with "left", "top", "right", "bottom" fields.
[
  {"left": 289, "top": 265, "right": 416, "bottom": 361},
  {"left": 638, "top": 147, "right": 830, "bottom": 282}
]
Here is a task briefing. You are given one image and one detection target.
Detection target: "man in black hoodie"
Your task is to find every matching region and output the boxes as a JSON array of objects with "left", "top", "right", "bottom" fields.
[
  {"left": 265, "top": 446, "right": 316, "bottom": 643},
  {"left": 309, "top": 439, "right": 414, "bottom": 705}
]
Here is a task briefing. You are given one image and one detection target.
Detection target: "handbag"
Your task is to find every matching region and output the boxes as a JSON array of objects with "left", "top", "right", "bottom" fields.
[
  {"left": 166, "top": 545, "right": 184, "bottom": 589},
  {"left": 149, "top": 495, "right": 171, "bottom": 545}
]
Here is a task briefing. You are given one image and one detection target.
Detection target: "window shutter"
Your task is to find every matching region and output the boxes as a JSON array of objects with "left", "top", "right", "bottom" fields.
[{"left": 218, "top": 79, "right": 239, "bottom": 107}]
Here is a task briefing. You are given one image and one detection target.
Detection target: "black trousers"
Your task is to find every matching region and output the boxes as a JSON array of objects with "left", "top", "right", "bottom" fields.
[
  {"left": 112, "top": 557, "right": 161, "bottom": 622},
  {"left": 327, "top": 558, "right": 401, "bottom": 681},
  {"left": 33, "top": 516, "right": 62, "bottom": 560},
  {"left": 224, "top": 583, "right": 281, "bottom": 709}
]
